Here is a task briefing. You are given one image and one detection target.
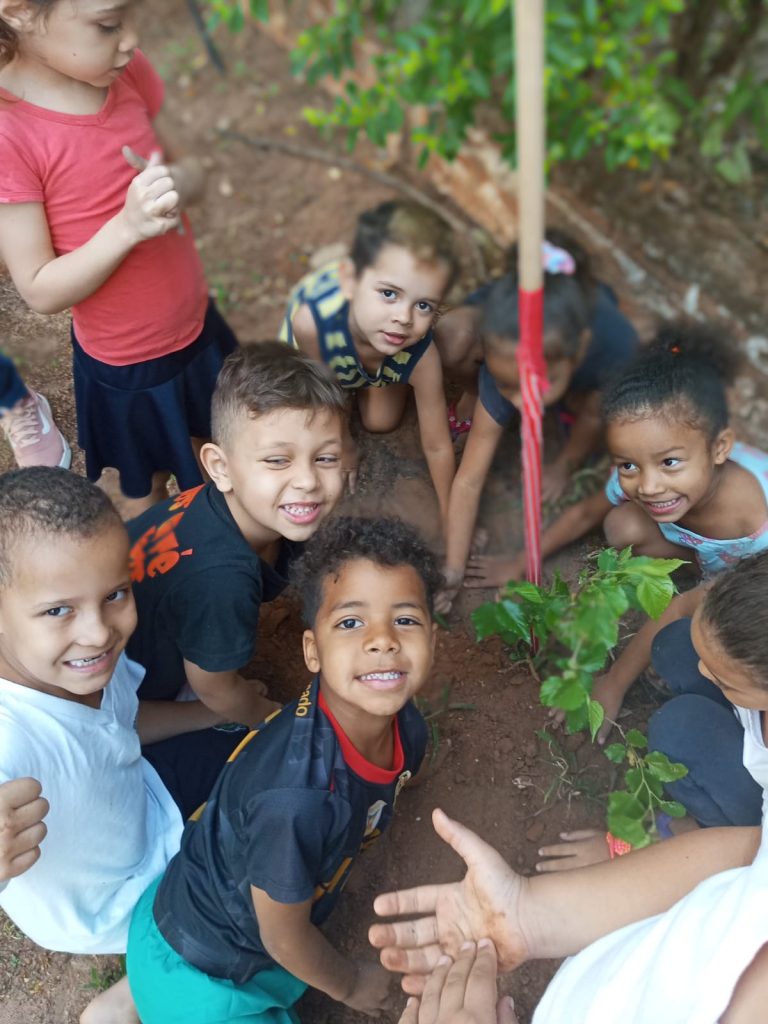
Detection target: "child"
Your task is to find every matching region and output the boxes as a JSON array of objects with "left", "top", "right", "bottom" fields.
[
  {"left": 280, "top": 200, "right": 458, "bottom": 527},
  {"left": 0, "top": 467, "right": 247, "bottom": 1021},
  {"left": 0, "top": 0, "right": 237, "bottom": 514},
  {"left": 126, "top": 342, "right": 347, "bottom": 727},
  {"left": 126, "top": 515, "right": 441, "bottom": 1024},
  {"left": 438, "top": 232, "right": 637, "bottom": 606},
  {"left": 529, "top": 324, "right": 768, "bottom": 740},
  {"left": 0, "top": 353, "right": 70, "bottom": 469},
  {"left": 537, "top": 553, "right": 768, "bottom": 873}
]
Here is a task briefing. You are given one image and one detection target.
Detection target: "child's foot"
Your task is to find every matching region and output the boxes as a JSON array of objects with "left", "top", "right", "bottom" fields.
[
  {"left": 0, "top": 390, "right": 71, "bottom": 469},
  {"left": 80, "top": 976, "right": 139, "bottom": 1024},
  {"left": 463, "top": 554, "right": 525, "bottom": 590}
]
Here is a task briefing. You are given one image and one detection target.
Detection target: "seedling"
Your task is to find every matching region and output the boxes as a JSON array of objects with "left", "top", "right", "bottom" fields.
[{"left": 473, "top": 547, "right": 688, "bottom": 846}]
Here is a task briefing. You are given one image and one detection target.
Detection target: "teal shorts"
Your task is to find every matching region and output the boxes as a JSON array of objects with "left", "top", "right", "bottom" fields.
[{"left": 127, "top": 877, "right": 307, "bottom": 1024}]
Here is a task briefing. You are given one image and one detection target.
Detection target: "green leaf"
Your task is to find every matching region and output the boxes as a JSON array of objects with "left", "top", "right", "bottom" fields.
[
  {"left": 540, "top": 674, "right": 587, "bottom": 711},
  {"left": 503, "top": 581, "right": 545, "bottom": 604},
  {"left": 471, "top": 601, "right": 505, "bottom": 642},
  {"left": 606, "top": 791, "right": 648, "bottom": 846},
  {"left": 657, "top": 798, "right": 687, "bottom": 818},
  {"left": 625, "top": 729, "right": 648, "bottom": 749},
  {"left": 636, "top": 575, "right": 675, "bottom": 619},
  {"left": 604, "top": 742, "right": 627, "bottom": 764},
  {"left": 587, "top": 698, "right": 604, "bottom": 741},
  {"left": 644, "top": 751, "right": 688, "bottom": 783},
  {"left": 596, "top": 548, "right": 618, "bottom": 572}
]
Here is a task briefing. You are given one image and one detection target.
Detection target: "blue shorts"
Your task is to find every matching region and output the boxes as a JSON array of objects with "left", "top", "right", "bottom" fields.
[
  {"left": 72, "top": 301, "right": 238, "bottom": 498},
  {"left": 127, "top": 878, "right": 306, "bottom": 1024}
]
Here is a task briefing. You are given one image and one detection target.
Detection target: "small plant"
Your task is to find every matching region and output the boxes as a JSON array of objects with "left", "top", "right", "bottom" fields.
[{"left": 473, "top": 547, "right": 688, "bottom": 846}]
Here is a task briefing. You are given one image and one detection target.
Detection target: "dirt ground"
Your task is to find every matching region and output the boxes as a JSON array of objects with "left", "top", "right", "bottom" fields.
[{"left": 0, "top": 3, "right": 765, "bottom": 1022}]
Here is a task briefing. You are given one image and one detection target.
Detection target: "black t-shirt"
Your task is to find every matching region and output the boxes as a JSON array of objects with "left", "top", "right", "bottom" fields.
[
  {"left": 126, "top": 483, "right": 298, "bottom": 700},
  {"left": 153, "top": 676, "right": 428, "bottom": 983}
]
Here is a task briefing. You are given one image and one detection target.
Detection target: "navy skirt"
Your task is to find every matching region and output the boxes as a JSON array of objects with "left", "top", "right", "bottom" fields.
[{"left": 72, "top": 301, "right": 238, "bottom": 498}]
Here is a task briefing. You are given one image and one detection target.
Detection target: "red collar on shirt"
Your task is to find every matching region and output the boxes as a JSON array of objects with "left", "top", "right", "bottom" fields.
[{"left": 318, "top": 690, "right": 404, "bottom": 784}]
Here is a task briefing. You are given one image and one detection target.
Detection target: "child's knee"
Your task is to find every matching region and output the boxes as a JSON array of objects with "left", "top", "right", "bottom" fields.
[{"left": 603, "top": 503, "right": 650, "bottom": 550}]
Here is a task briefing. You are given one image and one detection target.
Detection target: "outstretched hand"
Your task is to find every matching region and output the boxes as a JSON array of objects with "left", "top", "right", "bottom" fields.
[
  {"left": 464, "top": 555, "right": 526, "bottom": 591},
  {"left": 369, "top": 809, "right": 530, "bottom": 995},
  {"left": 535, "top": 829, "right": 609, "bottom": 873},
  {"left": 397, "top": 941, "right": 518, "bottom": 1024}
]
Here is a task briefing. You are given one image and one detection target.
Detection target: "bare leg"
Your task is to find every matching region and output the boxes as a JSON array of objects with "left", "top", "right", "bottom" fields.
[
  {"left": 80, "top": 976, "right": 139, "bottom": 1024},
  {"left": 358, "top": 383, "right": 410, "bottom": 433},
  {"left": 603, "top": 503, "right": 693, "bottom": 562},
  {"left": 120, "top": 471, "right": 171, "bottom": 519}
]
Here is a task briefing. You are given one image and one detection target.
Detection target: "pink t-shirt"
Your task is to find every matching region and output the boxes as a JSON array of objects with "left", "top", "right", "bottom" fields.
[{"left": 0, "top": 50, "right": 208, "bottom": 366}]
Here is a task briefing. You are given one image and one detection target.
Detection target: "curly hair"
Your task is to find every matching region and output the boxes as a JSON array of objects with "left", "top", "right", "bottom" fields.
[
  {"left": 1, "top": 1, "right": 56, "bottom": 67},
  {"left": 602, "top": 321, "right": 739, "bottom": 441},
  {"left": 0, "top": 467, "right": 123, "bottom": 588},
  {"left": 291, "top": 515, "right": 443, "bottom": 625},
  {"left": 700, "top": 552, "right": 768, "bottom": 687},
  {"left": 210, "top": 341, "right": 349, "bottom": 448}
]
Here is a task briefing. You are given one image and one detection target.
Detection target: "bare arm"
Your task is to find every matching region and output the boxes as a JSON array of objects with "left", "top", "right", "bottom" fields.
[
  {"left": 370, "top": 809, "right": 761, "bottom": 982},
  {"left": 135, "top": 698, "right": 225, "bottom": 745},
  {"left": 591, "top": 584, "right": 707, "bottom": 743},
  {"left": 410, "top": 347, "right": 456, "bottom": 529},
  {"left": 444, "top": 404, "right": 505, "bottom": 583},
  {"left": 0, "top": 157, "right": 180, "bottom": 315},
  {"left": 183, "top": 660, "right": 280, "bottom": 729},
  {"left": 721, "top": 944, "right": 768, "bottom": 1024},
  {"left": 252, "top": 887, "right": 395, "bottom": 1013},
  {"left": 287, "top": 302, "right": 323, "bottom": 361}
]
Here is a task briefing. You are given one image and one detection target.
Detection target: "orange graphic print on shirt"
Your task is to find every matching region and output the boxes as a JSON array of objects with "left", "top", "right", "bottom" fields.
[{"left": 129, "top": 485, "right": 204, "bottom": 582}]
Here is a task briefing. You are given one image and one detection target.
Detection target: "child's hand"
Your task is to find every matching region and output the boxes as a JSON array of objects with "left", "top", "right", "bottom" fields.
[
  {"left": 120, "top": 148, "right": 181, "bottom": 242},
  {"left": 0, "top": 777, "right": 49, "bottom": 881},
  {"left": 535, "top": 829, "right": 609, "bottom": 873},
  {"left": 344, "top": 960, "right": 397, "bottom": 1015},
  {"left": 398, "top": 941, "right": 518, "bottom": 1024},
  {"left": 590, "top": 674, "right": 623, "bottom": 744},
  {"left": 436, "top": 568, "right": 464, "bottom": 615},
  {"left": 541, "top": 460, "right": 570, "bottom": 504}
]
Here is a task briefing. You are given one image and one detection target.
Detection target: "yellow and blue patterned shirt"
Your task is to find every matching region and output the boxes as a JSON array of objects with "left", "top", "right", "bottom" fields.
[{"left": 279, "top": 261, "right": 433, "bottom": 389}]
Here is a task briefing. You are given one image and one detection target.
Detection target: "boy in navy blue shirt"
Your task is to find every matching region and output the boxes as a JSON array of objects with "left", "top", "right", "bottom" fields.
[{"left": 126, "top": 515, "right": 441, "bottom": 1023}]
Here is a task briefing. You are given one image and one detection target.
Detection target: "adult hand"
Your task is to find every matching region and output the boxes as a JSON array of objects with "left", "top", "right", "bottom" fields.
[
  {"left": 120, "top": 148, "right": 181, "bottom": 241},
  {"left": 0, "top": 777, "right": 49, "bottom": 881},
  {"left": 397, "top": 941, "right": 518, "bottom": 1024},
  {"left": 535, "top": 829, "right": 609, "bottom": 873},
  {"left": 370, "top": 809, "right": 529, "bottom": 994}
]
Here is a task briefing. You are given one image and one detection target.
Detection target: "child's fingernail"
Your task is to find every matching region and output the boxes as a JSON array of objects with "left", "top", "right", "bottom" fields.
[
  {"left": 478, "top": 938, "right": 492, "bottom": 949},
  {"left": 460, "top": 940, "right": 474, "bottom": 952},
  {"left": 407, "top": 997, "right": 418, "bottom": 1008},
  {"left": 438, "top": 954, "right": 452, "bottom": 966}
]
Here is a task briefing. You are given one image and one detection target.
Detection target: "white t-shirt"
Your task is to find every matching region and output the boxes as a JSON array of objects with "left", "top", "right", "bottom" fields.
[
  {"left": 0, "top": 654, "right": 183, "bottom": 954},
  {"left": 534, "top": 816, "right": 768, "bottom": 1024},
  {"left": 734, "top": 704, "right": 768, "bottom": 821}
]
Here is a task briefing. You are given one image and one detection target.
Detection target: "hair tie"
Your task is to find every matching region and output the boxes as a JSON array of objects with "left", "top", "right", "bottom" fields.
[{"left": 542, "top": 240, "right": 576, "bottom": 276}]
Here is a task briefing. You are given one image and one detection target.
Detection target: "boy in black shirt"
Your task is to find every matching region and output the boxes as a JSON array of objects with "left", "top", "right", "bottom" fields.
[
  {"left": 126, "top": 343, "right": 347, "bottom": 727},
  {"left": 126, "top": 516, "right": 441, "bottom": 1023}
]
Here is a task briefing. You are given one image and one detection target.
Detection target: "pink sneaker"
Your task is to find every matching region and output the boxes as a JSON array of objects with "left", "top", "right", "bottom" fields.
[{"left": 1, "top": 390, "right": 71, "bottom": 469}]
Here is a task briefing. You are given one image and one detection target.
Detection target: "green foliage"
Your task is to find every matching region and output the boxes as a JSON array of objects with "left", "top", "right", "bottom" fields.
[
  {"left": 207, "top": 0, "right": 766, "bottom": 182},
  {"left": 472, "top": 547, "right": 688, "bottom": 845}
]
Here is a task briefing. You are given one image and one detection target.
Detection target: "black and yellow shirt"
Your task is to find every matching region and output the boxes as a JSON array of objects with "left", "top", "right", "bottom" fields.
[{"left": 280, "top": 261, "right": 432, "bottom": 389}]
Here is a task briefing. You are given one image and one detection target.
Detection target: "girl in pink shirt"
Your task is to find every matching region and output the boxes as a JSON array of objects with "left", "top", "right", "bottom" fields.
[{"left": 0, "top": 0, "right": 238, "bottom": 514}]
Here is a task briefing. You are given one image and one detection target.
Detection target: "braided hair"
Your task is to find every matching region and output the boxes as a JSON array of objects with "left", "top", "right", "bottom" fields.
[{"left": 602, "top": 322, "right": 740, "bottom": 441}]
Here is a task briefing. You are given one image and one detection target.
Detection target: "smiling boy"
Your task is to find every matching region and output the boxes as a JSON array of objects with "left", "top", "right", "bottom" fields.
[
  {"left": 126, "top": 515, "right": 441, "bottom": 1024},
  {"left": 125, "top": 342, "right": 347, "bottom": 727}
]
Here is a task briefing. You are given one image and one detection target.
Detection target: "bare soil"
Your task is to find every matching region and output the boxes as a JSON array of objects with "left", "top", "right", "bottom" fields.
[{"left": 0, "top": 3, "right": 763, "bottom": 1021}]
